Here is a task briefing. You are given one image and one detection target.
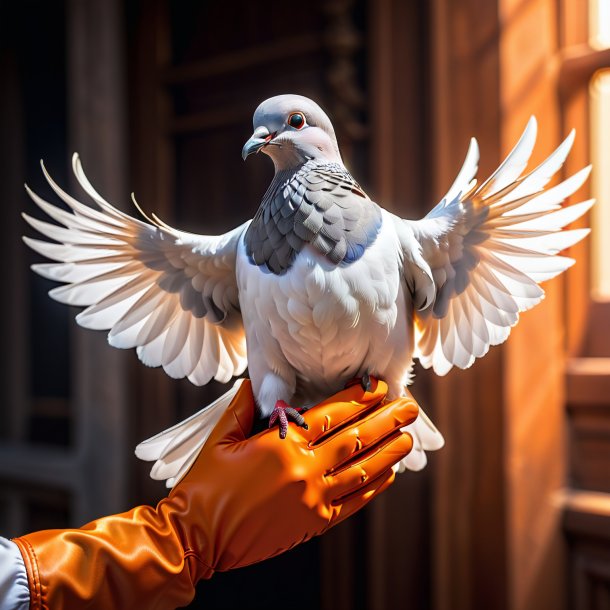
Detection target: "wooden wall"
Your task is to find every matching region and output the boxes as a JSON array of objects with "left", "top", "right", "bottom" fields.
[
  {"left": 2, "top": 1, "right": 608, "bottom": 609},
  {"left": 0, "top": 0, "right": 133, "bottom": 540},
  {"left": 429, "top": 1, "right": 508, "bottom": 608},
  {"left": 428, "top": 1, "right": 602, "bottom": 609},
  {"left": 500, "top": 1, "right": 568, "bottom": 608}
]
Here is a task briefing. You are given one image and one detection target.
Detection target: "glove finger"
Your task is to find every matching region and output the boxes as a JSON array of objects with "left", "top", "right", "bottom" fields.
[
  {"left": 302, "top": 377, "right": 388, "bottom": 442},
  {"left": 326, "top": 431, "right": 413, "bottom": 504},
  {"left": 314, "top": 396, "right": 418, "bottom": 467},
  {"left": 330, "top": 469, "right": 395, "bottom": 527}
]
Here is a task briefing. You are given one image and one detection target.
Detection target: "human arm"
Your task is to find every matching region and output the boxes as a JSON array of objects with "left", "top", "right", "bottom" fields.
[{"left": 11, "top": 378, "right": 418, "bottom": 610}]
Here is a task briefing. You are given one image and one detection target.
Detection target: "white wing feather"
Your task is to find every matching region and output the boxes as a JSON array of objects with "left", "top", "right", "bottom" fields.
[
  {"left": 395, "top": 117, "right": 592, "bottom": 375},
  {"left": 23, "top": 154, "right": 248, "bottom": 385}
]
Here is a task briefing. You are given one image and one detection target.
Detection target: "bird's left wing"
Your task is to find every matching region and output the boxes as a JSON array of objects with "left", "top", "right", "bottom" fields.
[
  {"left": 23, "top": 154, "right": 248, "bottom": 385},
  {"left": 392, "top": 117, "right": 592, "bottom": 375}
]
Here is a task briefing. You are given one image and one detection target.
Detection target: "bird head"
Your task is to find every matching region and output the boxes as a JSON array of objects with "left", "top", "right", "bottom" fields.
[{"left": 242, "top": 94, "right": 342, "bottom": 171}]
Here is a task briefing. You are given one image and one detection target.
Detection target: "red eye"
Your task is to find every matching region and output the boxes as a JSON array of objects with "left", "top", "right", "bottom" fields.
[{"left": 288, "top": 112, "right": 305, "bottom": 129}]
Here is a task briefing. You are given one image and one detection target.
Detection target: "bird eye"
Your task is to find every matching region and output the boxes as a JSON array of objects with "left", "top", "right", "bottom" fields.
[{"left": 287, "top": 112, "right": 306, "bottom": 129}]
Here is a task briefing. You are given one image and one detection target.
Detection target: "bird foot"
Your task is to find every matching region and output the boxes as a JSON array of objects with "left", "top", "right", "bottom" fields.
[
  {"left": 361, "top": 372, "right": 372, "bottom": 392},
  {"left": 269, "top": 400, "right": 309, "bottom": 439},
  {"left": 343, "top": 373, "right": 374, "bottom": 391}
]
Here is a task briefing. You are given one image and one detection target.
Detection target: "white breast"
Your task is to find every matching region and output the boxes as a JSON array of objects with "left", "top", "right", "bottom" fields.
[{"left": 236, "top": 210, "right": 409, "bottom": 403}]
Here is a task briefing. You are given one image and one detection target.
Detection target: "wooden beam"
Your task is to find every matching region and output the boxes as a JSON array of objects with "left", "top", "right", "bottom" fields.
[
  {"left": 559, "top": 45, "right": 610, "bottom": 99},
  {"left": 66, "top": 0, "right": 132, "bottom": 522},
  {"left": 563, "top": 490, "right": 610, "bottom": 540},
  {"left": 363, "top": 2, "right": 435, "bottom": 610},
  {"left": 430, "top": 1, "right": 507, "bottom": 609},
  {"left": 0, "top": 50, "right": 28, "bottom": 443},
  {"left": 567, "top": 358, "right": 610, "bottom": 406},
  {"left": 0, "top": 444, "right": 79, "bottom": 490},
  {"left": 163, "top": 33, "right": 322, "bottom": 84},
  {"left": 167, "top": 103, "right": 252, "bottom": 134},
  {"left": 128, "top": 0, "right": 176, "bottom": 505},
  {"left": 559, "top": 44, "right": 610, "bottom": 100}
]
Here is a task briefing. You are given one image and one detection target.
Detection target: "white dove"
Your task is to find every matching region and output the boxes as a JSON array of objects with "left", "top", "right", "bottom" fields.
[{"left": 23, "top": 94, "right": 592, "bottom": 487}]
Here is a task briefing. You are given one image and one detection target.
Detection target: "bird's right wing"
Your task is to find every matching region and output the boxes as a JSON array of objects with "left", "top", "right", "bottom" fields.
[
  {"left": 393, "top": 118, "right": 592, "bottom": 375},
  {"left": 23, "top": 154, "right": 248, "bottom": 385}
]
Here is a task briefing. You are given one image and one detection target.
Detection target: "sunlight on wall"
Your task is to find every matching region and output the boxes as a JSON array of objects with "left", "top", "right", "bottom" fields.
[{"left": 589, "top": 0, "right": 610, "bottom": 298}]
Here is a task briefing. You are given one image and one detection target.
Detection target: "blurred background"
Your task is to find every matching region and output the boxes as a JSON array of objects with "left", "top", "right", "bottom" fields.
[{"left": 0, "top": 0, "right": 609, "bottom": 608}]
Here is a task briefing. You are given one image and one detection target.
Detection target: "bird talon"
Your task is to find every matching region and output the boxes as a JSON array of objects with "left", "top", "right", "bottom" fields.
[
  {"left": 361, "top": 373, "right": 372, "bottom": 392},
  {"left": 269, "top": 401, "right": 308, "bottom": 438}
]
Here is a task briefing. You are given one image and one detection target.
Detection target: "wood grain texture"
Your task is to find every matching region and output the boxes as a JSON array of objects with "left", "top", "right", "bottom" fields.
[
  {"left": 66, "top": 0, "right": 132, "bottom": 522},
  {"left": 564, "top": 491, "right": 610, "bottom": 610},
  {"left": 366, "top": 2, "right": 434, "bottom": 610},
  {"left": 500, "top": 2, "right": 570, "bottom": 609},
  {"left": 559, "top": 2, "right": 610, "bottom": 609},
  {"left": 430, "top": 1, "right": 508, "bottom": 609}
]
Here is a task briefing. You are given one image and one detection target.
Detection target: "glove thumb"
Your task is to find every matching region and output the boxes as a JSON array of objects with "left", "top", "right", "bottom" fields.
[{"left": 207, "top": 379, "right": 256, "bottom": 444}]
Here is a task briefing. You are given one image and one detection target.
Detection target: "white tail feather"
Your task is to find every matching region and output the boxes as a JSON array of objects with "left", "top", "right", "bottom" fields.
[
  {"left": 396, "top": 406, "right": 445, "bottom": 472},
  {"left": 135, "top": 379, "right": 244, "bottom": 487}
]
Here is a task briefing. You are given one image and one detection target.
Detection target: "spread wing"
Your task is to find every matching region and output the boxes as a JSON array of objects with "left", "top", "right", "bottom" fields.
[
  {"left": 23, "top": 154, "right": 248, "bottom": 385},
  {"left": 393, "top": 117, "right": 592, "bottom": 375}
]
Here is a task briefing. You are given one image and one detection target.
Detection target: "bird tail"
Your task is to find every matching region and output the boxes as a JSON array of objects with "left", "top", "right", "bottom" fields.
[
  {"left": 395, "top": 406, "right": 445, "bottom": 472},
  {"left": 135, "top": 379, "right": 245, "bottom": 488}
]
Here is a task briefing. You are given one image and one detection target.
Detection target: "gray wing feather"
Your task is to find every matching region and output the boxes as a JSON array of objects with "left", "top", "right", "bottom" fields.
[
  {"left": 23, "top": 154, "right": 249, "bottom": 385},
  {"left": 394, "top": 117, "right": 592, "bottom": 375}
]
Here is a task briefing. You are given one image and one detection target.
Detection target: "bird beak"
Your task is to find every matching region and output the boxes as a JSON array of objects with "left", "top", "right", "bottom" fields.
[{"left": 242, "top": 126, "right": 275, "bottom": 160}]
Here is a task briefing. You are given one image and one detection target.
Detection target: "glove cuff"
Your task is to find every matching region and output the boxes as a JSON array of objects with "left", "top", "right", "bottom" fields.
[
  {"left": 12, "top": 536, "right": 43, "bottom": 610},
  {"left": 13, "top": 502, "right": 213, "bottom": 610}
]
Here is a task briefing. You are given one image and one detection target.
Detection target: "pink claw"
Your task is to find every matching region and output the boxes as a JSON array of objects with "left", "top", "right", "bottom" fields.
[{"left": 268, "top": 400, "right": 308, "bottom": 439}]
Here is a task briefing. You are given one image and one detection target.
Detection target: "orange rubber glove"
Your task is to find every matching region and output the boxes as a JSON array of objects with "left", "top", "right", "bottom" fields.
[{"left": 13, "top": 378, "right": 418, "bottom": 610}]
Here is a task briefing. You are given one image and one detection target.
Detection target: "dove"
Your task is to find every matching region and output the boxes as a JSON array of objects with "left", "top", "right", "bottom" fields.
[{"left": 23, "top": 94, "right": 592, "bottom": 487}]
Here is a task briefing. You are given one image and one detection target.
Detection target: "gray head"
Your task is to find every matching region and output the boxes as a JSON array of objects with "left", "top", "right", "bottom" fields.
[{"left": 242, "top": 94, "right": 342, "bottom": 171}]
